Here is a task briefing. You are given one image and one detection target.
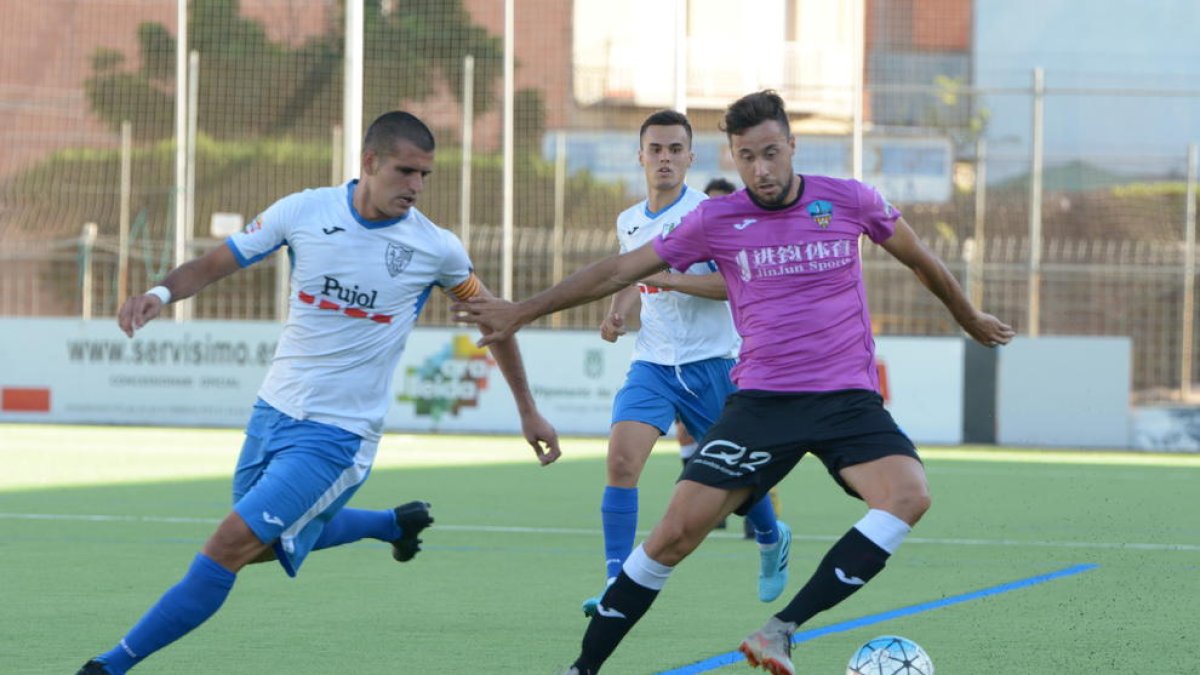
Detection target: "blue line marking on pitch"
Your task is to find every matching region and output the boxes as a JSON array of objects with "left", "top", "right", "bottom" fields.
[{"left": 657, "top": 563, "right": 1098, "bottom": 675}]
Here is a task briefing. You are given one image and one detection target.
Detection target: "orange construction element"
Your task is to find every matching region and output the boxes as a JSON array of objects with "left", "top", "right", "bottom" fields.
[{"left": 2, "top": 387, "right": 51, "bottom": 412}]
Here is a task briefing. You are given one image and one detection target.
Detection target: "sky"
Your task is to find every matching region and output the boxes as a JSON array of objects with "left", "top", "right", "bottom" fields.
[{"left": 974, "top": 0, "right": 1200, "bottom": 175}]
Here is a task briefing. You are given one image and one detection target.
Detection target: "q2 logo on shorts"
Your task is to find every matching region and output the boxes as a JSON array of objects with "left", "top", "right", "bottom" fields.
[{"left": 698, "top": 439, "right": 771, "bottom": 473}]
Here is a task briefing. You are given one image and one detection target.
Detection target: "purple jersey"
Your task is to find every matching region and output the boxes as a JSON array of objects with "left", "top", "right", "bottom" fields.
[{"left": 652, "top": 175, "right": 900, "bottom": 393}]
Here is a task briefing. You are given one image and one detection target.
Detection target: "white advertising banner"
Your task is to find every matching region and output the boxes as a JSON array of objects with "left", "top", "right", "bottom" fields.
[
  {"left": 996, "top": 336, "right": 1132, "bottom": 448},
  {"left": 0, "top": 318, "right": 279, "bottom": 427},
  {"left": 0, "top": 319, "right": 634, "bottom": 435},
  {"left": 384, "top": 327, "right": 633, "bottom": 435},
  {"left": 874, "top": 337, "right": 965, "bottom": 445},
  {"left": 1, "top": 319, "right": 967, "bottom": 444}
]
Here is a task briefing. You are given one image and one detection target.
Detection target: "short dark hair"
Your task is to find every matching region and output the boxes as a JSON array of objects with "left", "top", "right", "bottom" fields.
[
  {"left": 363, "top": 111, "right": 436, "bottom": 155},
  {"left": 639, "top": 109, "right": 693, "bottom": 146},
  {"left": 703, "top": 177, "right": 737, "bottom": 196},
  {"left": 720, "top": 90, "right": 790, "bottom": 137}
]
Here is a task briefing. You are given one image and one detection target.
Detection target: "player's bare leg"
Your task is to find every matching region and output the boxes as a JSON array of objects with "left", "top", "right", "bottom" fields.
[
  {"left": 570, "top": 481, "right": 752, "bottom": 673},
  {"left": 743, "top": 455, "right": 930, "bottom": 674}
]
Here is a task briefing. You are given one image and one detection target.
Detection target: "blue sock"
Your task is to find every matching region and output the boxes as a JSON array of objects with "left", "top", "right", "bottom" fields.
[
  {"left": 745, "top": 494, "right": 779, "bottom": 545},
  {"left": 97, "top": 553, "right": 236, "bottom": 674},
  {"left": 313, "top": 508, "right": 402, "bottom": 550},
  {"left": 600, "top": 486, "right": 638, "bottom": 581}
]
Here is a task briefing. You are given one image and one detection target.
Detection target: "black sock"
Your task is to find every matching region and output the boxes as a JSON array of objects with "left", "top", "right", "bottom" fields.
[
  {"left": 775, "top": 527, "right": 889, "bottom": 626},
  {"left": 572, "top": 571, "right": 660, "bottom": 672}
]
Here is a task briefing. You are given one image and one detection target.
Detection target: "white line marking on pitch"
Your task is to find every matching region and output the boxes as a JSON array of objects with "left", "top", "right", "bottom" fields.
[{"left": 1, "top": 511, "right": 1198, "bottom": 552}]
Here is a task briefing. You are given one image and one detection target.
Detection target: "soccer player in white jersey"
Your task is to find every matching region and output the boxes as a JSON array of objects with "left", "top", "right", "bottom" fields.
[
  {"left": 76, "top": 112, "right": 560, "bottom": 675},
  {"left": 580, "top": 110, "right": 789, "bottom": 619}
]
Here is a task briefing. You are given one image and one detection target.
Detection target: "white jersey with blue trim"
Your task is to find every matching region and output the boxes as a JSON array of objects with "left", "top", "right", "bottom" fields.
[
  {"left": 616, "top": 185, "right": 739, "bottom": 366},
  {"left": 227, "top": 180, "right": 472, "bottom": 440}
]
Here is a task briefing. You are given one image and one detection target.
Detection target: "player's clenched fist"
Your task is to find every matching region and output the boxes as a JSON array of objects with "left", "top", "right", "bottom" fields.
[
  {"left": 117, "top": 290, "right": 166, "bottom": 337},
  {"left": 599, "top": 313, "right": 627, "bottom": 343}
]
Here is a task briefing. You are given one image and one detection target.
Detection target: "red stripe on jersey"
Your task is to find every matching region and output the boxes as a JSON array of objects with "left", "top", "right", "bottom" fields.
[
  {"left": 318, "top": 300, "right": 340, "bottom": 310},
  {"left": 345, "top": 308, "right": 368, "bottom": 318},
  {"left": 370, "top": 314, "right": 392, "bottom": 324},
  {"left": 298, "top": 292, "right": 315, "bottom": 304}
]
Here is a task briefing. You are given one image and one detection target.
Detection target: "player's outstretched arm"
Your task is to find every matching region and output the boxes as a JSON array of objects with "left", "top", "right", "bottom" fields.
[
  {"left": 639, "top": 271, "right": 728, "bottom": 300},
  {"left": 452, "top": 242, "right": 669, "bottom": 347},
  {"left": 880, "top": 218, "right": 1015, "bottom": 348},
  {"left": 117, "top": 245, "right": 242, "bottom": 337},
  {"left": 449, "top": 277, "right": 562, "bottom": 465}
]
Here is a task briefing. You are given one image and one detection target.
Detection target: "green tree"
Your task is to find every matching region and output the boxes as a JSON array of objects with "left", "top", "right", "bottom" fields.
[{"left": 84, "top": 0, "right": 503, "bottom": 142}]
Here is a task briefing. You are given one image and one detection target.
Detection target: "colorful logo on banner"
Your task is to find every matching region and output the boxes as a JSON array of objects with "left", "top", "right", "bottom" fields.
[{"left": 397, "top": 335, "right": 494, "bottom": 421}]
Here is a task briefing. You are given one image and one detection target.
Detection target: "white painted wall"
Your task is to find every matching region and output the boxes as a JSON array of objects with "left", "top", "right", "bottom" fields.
[{"left": 995, "top": 336, "right": 1132, "bottom": 448}]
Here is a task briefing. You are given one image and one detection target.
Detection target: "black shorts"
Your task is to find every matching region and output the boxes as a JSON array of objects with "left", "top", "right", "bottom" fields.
[{"left": 679, "top": 389, "right": 918, "bottom": 514}]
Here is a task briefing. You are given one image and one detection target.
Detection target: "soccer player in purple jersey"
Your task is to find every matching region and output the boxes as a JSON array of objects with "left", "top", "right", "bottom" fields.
[
  {"left": 582, "top": 111, "right": 786, "bottom": 620},
  {"left": 75, "top": 112, "right": 560, "bottom": 675},
  {"left": 453, "top": 90, "right": 1014, "bottom": 675}
]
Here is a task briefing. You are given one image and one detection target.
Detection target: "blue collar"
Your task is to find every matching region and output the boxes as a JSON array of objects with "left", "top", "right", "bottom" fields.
[
  {"left": 643, "top": 185, "right": 690, "bottom": 219},
  {"left": 345, "top": 180, "right": 409, "bottom": 229}
]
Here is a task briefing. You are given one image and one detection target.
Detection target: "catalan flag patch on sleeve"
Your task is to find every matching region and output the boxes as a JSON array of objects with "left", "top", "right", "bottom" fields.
[{"left": 447, "top": 274, "right": 482, "bottom": 300}]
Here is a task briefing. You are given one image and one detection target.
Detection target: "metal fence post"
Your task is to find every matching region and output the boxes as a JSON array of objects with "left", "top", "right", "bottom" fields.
[
  {"left": 275, "top": 247, "right": 290, "bottom": 324},
  {"left": 1028, "top": 67, "right": 1045, "bottom": 336},
  {"left": 1182, "top": 143, "right": 1198, "bottom": 401},
  {"left": 331, "top": 124, "right": 343, "bottom": 187},
  {"left": 80, "top": 223, "right": 98, "bottom": 319},
  {"left": 461, "top": 54, "right": 475, "bottom": 253},
  {"left": 117, "top": 120, "right": 132, "bottom": 304},
  {"left": 551, "top": 131, "right": 567, "bottom": 329},
  {"left": 970, "top": 137, "right": 988, "bottom": 309}
]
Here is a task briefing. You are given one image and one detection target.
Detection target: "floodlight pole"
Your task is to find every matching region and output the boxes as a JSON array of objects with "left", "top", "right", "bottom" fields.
[
  {"left": 673, "top": 0, "right": 687, "bottom": 114},
  {"left": 851, "top": 0, "right": 865, "bottom": 181},
  {"left": 173, "top": 0, "right": 188, "bottom": 322},
  {"left": 342, "top": 0, "right": 364, "bottom": 183},
  {"left": 502, "top": 0, "right": 514, "bottom": 300}
]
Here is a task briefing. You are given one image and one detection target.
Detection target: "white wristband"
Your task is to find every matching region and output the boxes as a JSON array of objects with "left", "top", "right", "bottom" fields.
[{"left": 146, "top": 285, "right": 172, "bottom": 305}]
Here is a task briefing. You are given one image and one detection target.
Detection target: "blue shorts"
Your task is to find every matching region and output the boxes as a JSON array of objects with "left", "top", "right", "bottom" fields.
[
  {"left": 232, "top": 400, "right": 377, "bottom": 577},
  {"left": 611, "top": 357, "right": 736, "bottom": 438}
]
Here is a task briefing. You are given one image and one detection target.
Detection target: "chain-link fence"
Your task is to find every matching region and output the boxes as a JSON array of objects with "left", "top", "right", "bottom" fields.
[{"left": 2, "top": 0, "right": 1198, "bottom": 402}]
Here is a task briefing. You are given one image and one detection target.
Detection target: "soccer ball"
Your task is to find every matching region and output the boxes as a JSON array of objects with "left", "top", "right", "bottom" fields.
[{"left": 846, "top": 635, "right": 934, "bottom": 675}]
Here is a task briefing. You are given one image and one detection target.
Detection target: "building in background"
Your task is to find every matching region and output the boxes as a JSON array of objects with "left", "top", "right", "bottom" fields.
[
  {"left": 1, "top": 0, "right": 1196, "bottom": 400},
  {"left": 564, "top": 0, "right": 965, "bottom": 203}
]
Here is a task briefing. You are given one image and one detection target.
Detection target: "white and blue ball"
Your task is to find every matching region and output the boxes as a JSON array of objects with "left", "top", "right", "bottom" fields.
[{"left": 847, "top": 635, "right": 934, "bottom": 675}]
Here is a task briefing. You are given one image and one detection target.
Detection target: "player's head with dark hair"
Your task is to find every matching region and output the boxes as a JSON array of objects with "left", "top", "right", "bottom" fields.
[
  {"left": 358, "top": 112, "right": 436, "bottom": 221},
  {"left": 722, "top": 91, "right": 796, "bottom": 207},
  {"left": 703, "top": 177, "right": 737, "bottom": 197},
  {"left": 638, "top": 109, "right": 694, "bottom": 194},
  {"left": 720, "top": 90, "right": 790, "bottom": 139},
  {"left": 363, "top": 111, "right": 436, "bottom": 157},
  {"left": 640, "top": 109, "right": 693, "bottom": 147}
]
